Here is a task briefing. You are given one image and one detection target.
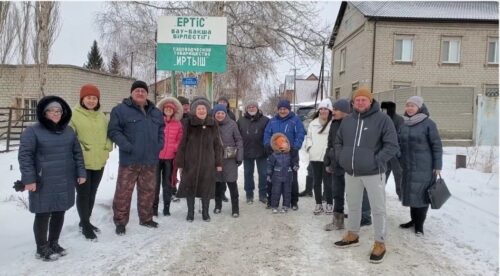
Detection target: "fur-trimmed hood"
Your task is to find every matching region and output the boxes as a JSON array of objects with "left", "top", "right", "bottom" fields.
[
  {"left": 37, "top": 95, "right": 72, "bottom": 132},
  {"left": 157, "top": 96, "right": 183, "bottom": 121},
  {"left": 271, "top": 132, "right": 290, "bottom": 153}
]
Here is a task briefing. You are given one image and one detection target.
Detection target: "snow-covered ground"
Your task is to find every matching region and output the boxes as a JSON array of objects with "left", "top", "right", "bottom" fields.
[{"left": 0, "top": 146, "right": 498, "bottom": 275}]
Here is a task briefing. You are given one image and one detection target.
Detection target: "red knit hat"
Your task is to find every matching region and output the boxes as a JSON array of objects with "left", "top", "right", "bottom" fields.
[
  {"left": 80, "top": 84, "right": 100, "bottom": 100},
  {"left": 163, "top": 102, "right": 177, "bottom": 112}
]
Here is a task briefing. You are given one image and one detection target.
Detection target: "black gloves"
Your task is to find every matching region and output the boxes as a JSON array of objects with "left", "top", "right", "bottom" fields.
[{"left": 13, "top": 180, "right": 24, "bottom": 192}]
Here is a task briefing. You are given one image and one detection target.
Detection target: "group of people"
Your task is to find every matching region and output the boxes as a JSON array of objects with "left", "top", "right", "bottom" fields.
[{"left": 18, "top": 82, "right": 442, "bottom": 264}]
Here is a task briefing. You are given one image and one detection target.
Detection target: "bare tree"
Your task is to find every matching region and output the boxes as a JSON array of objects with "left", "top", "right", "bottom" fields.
[
  {"left": 96, "top": 1, "right": 329, "bottom": 96},
  {"left": 0, "top": 2, "right": 17, "bottom": 64},
  {"left": 14, "top": 2, "right": 33, "bottom": 65},
  {"left": 33, "top": 1, "right": 61, "bottom": 98}
]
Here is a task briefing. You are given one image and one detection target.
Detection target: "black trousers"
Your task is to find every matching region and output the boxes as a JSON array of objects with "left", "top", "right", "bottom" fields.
[
  {"left": 153, "top": 159, "right": 174, "bottom": 211},
  {"left": 215, "top": 181, "right": 239, "bottom": 213},
  {"left": 385, "top": 157, "right": 403, "bottom": 200},
  {"left": 411, "top": 206, "right": 429, "bottom": 233},
  {"left": 34, "top": 211, "right": 65, "bottom": 247},
  {"left": 76, "top": 168, "right": 104, "bottom": 225},
  {"left": 311, "top": 161, "right": 333, "bottom": 204},
  {"left": 332, "top": 174, "right": 345, "bottom": 213}
]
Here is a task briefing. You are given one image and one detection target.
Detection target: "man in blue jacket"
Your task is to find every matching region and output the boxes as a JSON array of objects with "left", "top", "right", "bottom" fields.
[
  {"left": 108, "top": 80, "right": 165, "bottom": 235},
  {"left": 263, "top": 99, "right": 305, "bottom": 210}
]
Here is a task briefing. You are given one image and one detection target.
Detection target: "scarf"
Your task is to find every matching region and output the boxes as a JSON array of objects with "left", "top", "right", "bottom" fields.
[{"left": 404, "top": 113, "right": 428, "bottom": 126}]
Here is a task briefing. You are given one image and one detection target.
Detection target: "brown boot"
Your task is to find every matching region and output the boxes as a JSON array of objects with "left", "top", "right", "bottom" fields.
[
  {"left": 334, "top": 231, "right": 359, "bottom": 248},
  {"left": 324, "top": 216, "right": 336, "bottom": 231},
  {"left": 369, "top": 241, "right": 386, "bottom": 263},
  {"left": 333, "top": 212, "right": 345, "bottom": 230}
]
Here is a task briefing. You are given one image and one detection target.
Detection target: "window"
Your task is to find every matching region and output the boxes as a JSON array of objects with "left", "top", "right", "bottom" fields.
[
  {"left": 484, "top": 84, "right": 499, "bottom": 97},
  {"left": 441, "top": 37, "right": 461, "bottom": 63},
  {"left": 392, "top": 81, "right": 412, "bottom": 89},
  {"left": 23, "top": 98, "right": 37, "bottom": 121},
  {"left": 351, "top": 81, "right": 359, "bottom": 92},
  {"left": 335, "top": 87, "right": 341, "bottom": 99},
  {"left": 394, "top": 37, "right": 413, "bottom": 62},
  {"left": 488, "top": 37, "right": 498, "bottom": 64},
  {"left": 340, "top": 48, "right": 346, "bottom": 73}
]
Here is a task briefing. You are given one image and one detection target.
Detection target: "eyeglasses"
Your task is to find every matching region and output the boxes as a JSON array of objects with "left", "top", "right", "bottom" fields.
[{"left": 46, "top": 109, "right": 62, "bottom": 115}]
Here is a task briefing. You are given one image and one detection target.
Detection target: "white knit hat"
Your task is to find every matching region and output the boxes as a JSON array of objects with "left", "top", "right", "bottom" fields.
[
  {"left": 406, "top": 96, "right": 424, "bottom": 109},
  {"left": 318, "top": 98, "right": 333, "bottom": 112}
]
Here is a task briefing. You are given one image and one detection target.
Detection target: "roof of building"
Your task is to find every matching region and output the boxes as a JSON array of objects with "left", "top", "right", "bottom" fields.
[{"left": 329, "top": 1, "right": 499, "bottom": 48}]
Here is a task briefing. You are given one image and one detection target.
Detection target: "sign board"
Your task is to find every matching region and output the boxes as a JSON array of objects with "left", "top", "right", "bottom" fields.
[
  {"left": 182, "top": 77, "right": 198, "bottom": 86},
  {"left": 157, "top": 16, "right": 227, "bottom": 72}
]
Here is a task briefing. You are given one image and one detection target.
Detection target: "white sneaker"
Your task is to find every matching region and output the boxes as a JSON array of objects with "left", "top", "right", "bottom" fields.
[
  {"left": 272, "top": 208, "right": 279, "bottom": 214},
  {"left": 313, "top": 204, "right": 324, "bottom": 215},
  {"left": 280, "top": 207, "right": 288, "bottom": 214},
  {"left": 325, "top": 204, "right": 334, "bottom": 214}
]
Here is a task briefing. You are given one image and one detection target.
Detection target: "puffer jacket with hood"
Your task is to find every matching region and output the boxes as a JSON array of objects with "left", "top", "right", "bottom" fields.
[
  {"left": 18, "top": 96, "right": 86, "bottom": 213},
  {"left": 267, "top": 133, "right": 299, "bottom": 183},
  {"left": 156, "top": 97, "right": 184, "bottom": 160},
  {"left": 334, "top": 100, "right": 399, "bottom": 176}
]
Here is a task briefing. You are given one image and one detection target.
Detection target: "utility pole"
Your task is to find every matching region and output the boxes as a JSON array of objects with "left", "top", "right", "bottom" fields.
[
  {"left": 130, "top": 52, "right": 134, "bottom": 77},
  {"left": 293, "top": 50, "right": 298, "bottom": 112},
  {"left": 154, "top": 29, "right": 158, "bottom": 104}
]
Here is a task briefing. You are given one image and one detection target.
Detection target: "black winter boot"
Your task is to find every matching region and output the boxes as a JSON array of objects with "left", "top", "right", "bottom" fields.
[
  {"left": 298, "top": 174, "right": 313, "bottom": 197},
  {"left": 186, "top": 197, "right": 195, "bottom": 222},
  {"left": 82, "top": 223, "right": 97, "bottom": 240},
  {"left": 163, "top": 204, "right": 171, "bottom": 216},
  {"left": 202, "top": 198, "right": 211, "bottom": 222},
  {"left": 49, "top": 241, "right": 67, "bottom": 256},
  {"left": 36, "top": 244, "right": 59, "bottom": 261}
]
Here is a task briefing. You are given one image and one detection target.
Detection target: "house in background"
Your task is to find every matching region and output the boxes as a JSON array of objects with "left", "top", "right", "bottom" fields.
[
  {"left": 327, "top": 1, "right": 498, "bottom": 145},
  {"left": 281, "top": 73, "right": 331, "bottom": 105},
  {"left": 328, "top": 1, "right": 498, "bottom": 98}
]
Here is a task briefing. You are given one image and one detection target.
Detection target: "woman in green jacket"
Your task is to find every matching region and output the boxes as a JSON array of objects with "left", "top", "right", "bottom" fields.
[{"left": 70, "top": 84, "right": 112, "bottom": 241}]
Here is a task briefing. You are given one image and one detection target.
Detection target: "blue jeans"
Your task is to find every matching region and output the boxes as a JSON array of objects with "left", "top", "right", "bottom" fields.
[{"left": 243, "top": 157, "right": 267, "bottom": 200}]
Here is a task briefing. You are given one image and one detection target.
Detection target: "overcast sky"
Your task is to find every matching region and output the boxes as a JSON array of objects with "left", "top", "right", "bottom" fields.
[{"left": 50, "top": 1, "right": 341, "bottom": 86}]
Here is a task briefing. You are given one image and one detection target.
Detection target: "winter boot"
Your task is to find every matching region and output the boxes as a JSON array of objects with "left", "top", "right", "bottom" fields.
[
  {"left": 115, "top": 225, "right": 126, "bottom": 236},
  {"left": 334, "top": 231, "right": 360, "bottom": 248},
  {"left": 36, "top": 244, "right": 59, "bottom": 261},
  {"left": 399, "top": 221, "right": 414, "bottom": 229},
  {"left": 49, "top": 241, "right": 67, "bottom": 257},
  {"left": 333, "top": 212, "right": 345, "bottom": 230},
  {"left": 82, "top": 223, "right": 97, "bottom": 240},
  {"left": 163, "top": 204, "right": 171, "bottom": 216},
  {"left": 140, "top": 220, "right": 159, "bottom": 228},
  {"left": 369, "top": 242, "right": 386, "bottom": 263},
  {"left": 186, "top": 197, "right": 195, "bottom": 222},
  {"left": 231, "top": 196, "right": 239, "bottom": 218},
  {"left": 324, "top": 216, "right": 336, "bottom": 231},
  {"left": 298, "top": 174, "right": 313, "bottom": 197},
  {"left": 201, "top": 198, "right": 211, "bottom": 222}
]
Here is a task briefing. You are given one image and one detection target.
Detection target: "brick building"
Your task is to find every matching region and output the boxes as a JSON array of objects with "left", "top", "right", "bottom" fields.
[{"left": 328, "top": 1, "right": 499, "bottom": 98}]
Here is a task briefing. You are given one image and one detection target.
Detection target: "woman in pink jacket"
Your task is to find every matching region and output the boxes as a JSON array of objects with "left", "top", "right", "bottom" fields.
[{"left": 153, "top": 97, "right": 183, "bottom": 216}]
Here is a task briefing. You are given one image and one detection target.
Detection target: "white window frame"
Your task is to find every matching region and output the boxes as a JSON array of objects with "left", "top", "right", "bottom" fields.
[
  {"left": 441, "top": 37, "right": 461, "bottom": 64},
  {"left": 487, "top": 37, "right": 499, "bottom": 64},
  {"left": 340, "top": 48, "right": 346, "bottom": 73},
  {"left": 394, "top": 36, "right": 414, "bottom": 62}
]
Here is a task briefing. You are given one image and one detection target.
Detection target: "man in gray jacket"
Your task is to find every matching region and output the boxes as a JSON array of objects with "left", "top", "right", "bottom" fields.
[{"left": 333, "top": 87, "right": 399, "bottom": 264}]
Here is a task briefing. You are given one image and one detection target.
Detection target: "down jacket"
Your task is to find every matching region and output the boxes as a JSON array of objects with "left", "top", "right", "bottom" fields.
[
  {"left": 263, "top": 111, "right": 305, "bottom": 151},
  {"left": 156, "top": 97, "right": 183, "bottom": 160},
  {"left": 70, "top": 105, "right": 113, "bottom": 170},
  {"left": 216, "top": 115, "right": 244, "bottom": 182},
  {"left": 305, "top": 117, "right": 331, "bottom": 161},
  {"left": 108, "top": 97, "right": 164, "bottom": 166},
  {"left": 18, "top": 96, "right": 86, "bottom": 213},
  {"left": 267, "top": 133, "right": 299, "bottom": 183},
  {"left": 335, "top": 100, "right": 399, "bottom": 176},
  {"left": 399, "top": 105, "right": 443, "bottom": 207},
  {"left": 175, "top": 116, "right": 223, "bottom": 199}
]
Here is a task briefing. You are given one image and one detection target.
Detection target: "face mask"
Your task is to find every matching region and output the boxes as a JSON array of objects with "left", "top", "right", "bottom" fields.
[{"left": 248, "top": 111, "right": 257, "bottom": 116}]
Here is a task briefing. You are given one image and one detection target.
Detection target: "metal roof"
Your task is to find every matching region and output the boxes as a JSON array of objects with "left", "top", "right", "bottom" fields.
[{"left": 351, "top": 1, "right": 498, "bottom": 21}]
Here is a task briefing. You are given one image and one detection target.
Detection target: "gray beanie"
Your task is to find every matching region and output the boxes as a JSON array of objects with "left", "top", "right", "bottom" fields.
[
  {"left": 245, "top": 100, "right": 259, "bottom": 109},
  {"left": 332, "top": 99, "right": 351, "bottom": 114},
  {"left": 44, "top": 101, "right": 62, "bottom": 113},
  {"left": 190, "top": 96, "right": 211, "bottom": 114},
  {"left": 406, "top": 96, "right": 423, "bottom": 109}
]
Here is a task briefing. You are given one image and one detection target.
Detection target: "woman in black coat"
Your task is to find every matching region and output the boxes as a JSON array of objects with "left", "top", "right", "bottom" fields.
[
  {"left": 176, "top": 97, "right": 223, "bottom": 222},
  {"left": 398, "top": 96, "right": 443, "bottom": 236},
  {"left": 18, "top": 96, "right": 86, "bottom": 261}
]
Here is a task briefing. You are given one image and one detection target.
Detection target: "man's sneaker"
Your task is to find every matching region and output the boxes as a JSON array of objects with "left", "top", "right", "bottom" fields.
[
  {"left": 325, "top": 204, "right": 334, "bottom": 215},
  {"left": 298, "top": 190, "right": 313, "bottom": 197},
  {"left": 140, "top": 220, "right": 159, "bottom": 228},
  {"left": 399, "top": 221, "right": 415, "bottom": 229},
  {"left": 361, "top": 218, "right": 372, "bottom": 227},
  {"left": 246, "top": 198, "right": 254, "bottom": 205},
  {"left": 213, "top": 208, "right": 221, "bottom": 214},
  {"left": 334, "top": 232, "right": 360, "bottom": 248},
  {"left": 266, "top": 202, "right": 271, "bottom": 209},
  {"left": 369, "top": 242, "right": 386, "bottom": 263},
  {"left": 415, "top": 231, "right": 424, "bottom": 237},
  {"left": 115, "top": 225, "right": 126, "bottom": 235},
  {"left": 272, "top": 208, "right": 279, "bottom": 214},
  {"left": 291, "top": 205, "right": 299, "bottom": 211},
  {"left": 280, "top": 207, "right": 288, "bottom": 214},
  {"left": 49, "top": 242, "right": 67, "bottom": 257},
  {"left": 232, "top": 213, "right": 239, "bottom": 218},
  {"left": 36, "top": 245, "right": 59, "bottom": 262},
  {"left": 313, "top": 204, "right": 324, "bottom": 215},
  {"left": 259, "top": 198, "right": 268, "bottom": 204}
]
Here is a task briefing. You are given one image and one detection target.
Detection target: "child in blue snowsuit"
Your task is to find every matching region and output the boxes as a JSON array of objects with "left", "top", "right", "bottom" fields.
[{"left": 267, "top": 133, "right": 299, "bottom": 213}]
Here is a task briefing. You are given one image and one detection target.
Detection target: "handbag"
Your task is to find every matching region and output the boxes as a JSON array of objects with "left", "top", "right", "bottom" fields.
[
  {"left": 427, "top": 174, "right": 451, "bottom": 209},
  {"left": 223, "top": 146, "right": 238, "bottom": 159}
]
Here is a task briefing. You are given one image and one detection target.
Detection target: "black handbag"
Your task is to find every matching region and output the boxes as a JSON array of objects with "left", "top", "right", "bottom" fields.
[
  {"left": 223, "top": 146, "right": 238, "bottom": 159},
  {"left": 427, "top": 174, "right": 451, "bottom": 209}
]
